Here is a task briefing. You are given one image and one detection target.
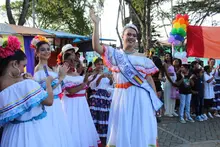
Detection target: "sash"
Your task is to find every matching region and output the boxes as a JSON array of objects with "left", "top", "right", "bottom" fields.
[{"left": 113, "top": 49, "right": 163, "bottom": 111}]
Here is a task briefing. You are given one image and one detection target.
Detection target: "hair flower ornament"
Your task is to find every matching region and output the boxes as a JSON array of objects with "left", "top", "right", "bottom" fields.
[
  {"left": 0, "top": 36, "right": 21, "bottom": 58},
  {"left": 31, "top": 35, "right": 49, "bottom": 50}
]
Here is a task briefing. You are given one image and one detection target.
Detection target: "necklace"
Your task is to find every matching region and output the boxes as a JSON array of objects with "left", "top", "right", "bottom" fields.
[{"left": 124, "top": 49, "right": 136, "bottom": 54}]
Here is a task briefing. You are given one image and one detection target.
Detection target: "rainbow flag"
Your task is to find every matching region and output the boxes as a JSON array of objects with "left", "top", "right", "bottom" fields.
[
  {"left": 133, "top": 75, "right": 143, "bottom": 85},
  {"left": 187, "top": 26, "right": 220, "bottom": 58}
]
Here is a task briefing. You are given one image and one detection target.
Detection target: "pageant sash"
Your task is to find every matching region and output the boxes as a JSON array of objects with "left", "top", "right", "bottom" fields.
[{"left": 113, "top": 49, "right": 163, "bottom": 111}]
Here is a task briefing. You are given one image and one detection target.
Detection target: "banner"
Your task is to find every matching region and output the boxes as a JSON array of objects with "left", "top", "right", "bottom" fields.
[{"left": 187, "top": 26, "right": 220, "bottom": 58}]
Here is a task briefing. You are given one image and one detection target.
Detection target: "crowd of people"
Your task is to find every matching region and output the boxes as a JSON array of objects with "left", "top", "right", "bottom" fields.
[
  {"left": 151, "top": 54, "right": 220, "bottom": 123},
  {"left": 0, "top": 9, "right": 219, "bottom": 147}
]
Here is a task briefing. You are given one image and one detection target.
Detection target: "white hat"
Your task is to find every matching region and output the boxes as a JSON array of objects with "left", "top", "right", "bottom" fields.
[{"left": 61, "top": 44, "right": 79, "bottom": 53}]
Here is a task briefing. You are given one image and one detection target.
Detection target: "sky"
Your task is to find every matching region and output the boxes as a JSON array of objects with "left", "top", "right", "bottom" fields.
[
  {"left": 0, "top": 0, "right": 219, "bottom": 46},
  {"left": 0, "top": 0, "right": 123, "bottom": 45},
  {"left": 0, "top": 0, "right": 169, "bottom": 46}
]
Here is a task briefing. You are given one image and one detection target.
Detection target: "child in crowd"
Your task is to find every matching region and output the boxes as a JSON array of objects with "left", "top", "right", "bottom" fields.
[
  {"left": 190, "top": 68, "right": 205, "bottom": 121},
  {"left": 203, "top": 65, "right": 216, "bottom": 119}
]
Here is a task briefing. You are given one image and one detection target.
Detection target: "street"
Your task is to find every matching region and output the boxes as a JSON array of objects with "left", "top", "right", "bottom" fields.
[{"left": 158, "top": 117, "right": 220, "bottom": 147}]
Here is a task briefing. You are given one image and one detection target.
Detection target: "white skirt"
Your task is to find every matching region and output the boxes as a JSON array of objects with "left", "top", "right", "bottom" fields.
[
  {"left": 107, "top": 86, "right": 158, "bottom": 147},
  {"left": 1, "top": 118, "right": 54, "bottom": 147},
  {"left": 44, "top": 98, "right": 73, "bottom": 147},
  {"left": 62, "top": 96, "right": 101, "bottom": 147}
]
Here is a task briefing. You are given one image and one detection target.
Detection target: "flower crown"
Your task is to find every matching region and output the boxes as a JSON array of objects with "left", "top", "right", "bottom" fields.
[
  {"left": 30, "top": 35, "right": 49, "bottom": 50},
  {"left": 0, "top": 36, "right": 21, "bottom": 58}
]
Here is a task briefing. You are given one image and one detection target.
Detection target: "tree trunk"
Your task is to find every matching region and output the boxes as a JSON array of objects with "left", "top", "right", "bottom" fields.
[
  {"left": 6, "top": 0, "right": 16, "bottom": 24},
  {"left": 141, "top": 22, "right": 146, "bottom": 53},
  {"left": 140, "top": 0, "right": 147, "bottom": 53},
  {"left": 146, "top": 0, "right": 152, "bottom": 51},
  {"left": 116, "top": 0, "right": 123, "bottom": 48},
  {"left": 18, "top": 0, "right": 30, "bottom": 26}
]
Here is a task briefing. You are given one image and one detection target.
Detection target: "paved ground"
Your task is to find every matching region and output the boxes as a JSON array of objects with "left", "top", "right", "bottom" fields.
[{"left": 158, "top": 117, "right": 220, "bottom": 147}]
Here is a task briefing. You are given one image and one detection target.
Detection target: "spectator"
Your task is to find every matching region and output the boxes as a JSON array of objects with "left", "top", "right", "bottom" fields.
[
  {"left": 203, "top": 65, "right": 215, "bottom": 119},
  {"left": 176, "top": 64, "right": 195, "bottom": 123},
  {"left": 190, "top": 68, "right": 205, "bottom": 121}
]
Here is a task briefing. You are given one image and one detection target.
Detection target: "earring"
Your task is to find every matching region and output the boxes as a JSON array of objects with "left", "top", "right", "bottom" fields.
[{"left": 8, "top": 66, "right": 21, "bottom": 78}]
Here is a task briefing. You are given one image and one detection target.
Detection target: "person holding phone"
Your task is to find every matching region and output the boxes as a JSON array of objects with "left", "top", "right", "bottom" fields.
[
  {"left": 88, "top": 58, "right": 113, "bottom": 145},
  {"left": 31, "top": 36, "right": 73, "bottom": 147},
  {"left": 61, "top": 53, "right": 101, "bottom": 147}
]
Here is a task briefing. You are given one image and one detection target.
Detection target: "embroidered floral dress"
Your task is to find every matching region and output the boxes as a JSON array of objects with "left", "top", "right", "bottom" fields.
[
  {"left": 88, "top": 74, "right": 113, "bottom": 138},
  {"left": 102, "top": 46, "right": 159, "bottom": 147},
  {"left": 62, "top": 75, "right": 101, "bottom": 147},
  {"left": 0, "top": 80, "right": 54, "bottom": 147}
]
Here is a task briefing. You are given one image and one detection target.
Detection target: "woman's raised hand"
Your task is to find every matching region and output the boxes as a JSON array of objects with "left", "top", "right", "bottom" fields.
[
  {"left": 90, "top": 8, "right": 100, "bottom": 24},
  {"left": 58, "top": 63, "right": 70, "bottom": 80}
]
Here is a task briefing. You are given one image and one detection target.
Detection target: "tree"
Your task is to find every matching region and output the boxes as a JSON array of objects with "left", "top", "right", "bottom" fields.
[
  {"left": 123, "top": 0, "right": 168, "bottom": 52},
  {"left": 2, "top": 0, "right": 104, "bottom": 35},
  {"left": 172, "top": 0, "right": 220, "bottom": 26},
  {"left": 5, "top": 0, "right": 30, "bottom": 25}
]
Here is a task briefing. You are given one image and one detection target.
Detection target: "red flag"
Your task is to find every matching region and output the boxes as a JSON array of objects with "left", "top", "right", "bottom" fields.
[{"left": 187, "top": 26, "right": 220, "bottom": 58}]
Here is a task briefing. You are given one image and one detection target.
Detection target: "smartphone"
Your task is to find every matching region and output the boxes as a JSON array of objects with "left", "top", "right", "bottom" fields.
[
  {"left": 103, "top": 67, "right": 111, "bottom": 74},
  {"left": 43, "top": 65, "right": 49, "bottom": 77}
]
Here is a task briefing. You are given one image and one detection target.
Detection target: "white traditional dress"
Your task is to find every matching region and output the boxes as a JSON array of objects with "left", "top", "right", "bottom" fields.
[
  {"left": 88, "top": 74, "right": 113, "bottom": 138},
  {"left": 102, "top": 46, "right": 160, "bottom": 147},
  {"left": 62, "top": 75, "right": 101, "bottom": 147},
  {"left": 34, "top": 70, "right": 73, "bottom": 147},
  {"left": 0, "top": 79, "right": 54, "bottom": 147}
]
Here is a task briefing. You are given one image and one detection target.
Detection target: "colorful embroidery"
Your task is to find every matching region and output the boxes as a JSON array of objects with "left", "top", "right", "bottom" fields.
[
  {"left": 102, "top": 45, "right": 159, "bottom": 75},
  {"left": 0, "top": 87, "right": 42, "bottom": 113},
  {"left": 0, "top": 85, "right": 47, "bottom": 126}
]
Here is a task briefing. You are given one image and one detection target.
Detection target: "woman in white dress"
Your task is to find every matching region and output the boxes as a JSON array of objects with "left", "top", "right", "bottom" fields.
[
  {"left": 31, "top": 36, "right": 73, "bottom": 147},
  {"left": 0, "top": 36, "right": 54, "bottom": 147},
  {"left": 90, "top": 9, "right": 162, "bottom": 147},
  {"left": 163, "top": 53, "right": 178, "bottom": 117},
  {"left": 61, "top": 52, "right": 101, "bottom": 147}
]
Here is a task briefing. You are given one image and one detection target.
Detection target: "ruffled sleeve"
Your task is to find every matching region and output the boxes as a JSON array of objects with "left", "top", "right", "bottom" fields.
[
  {"left": 101, "top": 45, "right": 117, "bottom": 70},
  {"left": 62, "top": 81, "right": 81, "bottom": 91},
  {"left": 0, "top": 79, "right": 48, "bottom": 127},
  {"left": 142, "top": 58, "right": 159, "bottom": 76},
  {"left": 62, "top": 76, "right": 87, "bottom": 91}
]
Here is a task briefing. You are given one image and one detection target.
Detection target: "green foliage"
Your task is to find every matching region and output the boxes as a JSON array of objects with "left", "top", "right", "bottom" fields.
[
  {"left": 172, "top": 0, "right": 220, "bottom": 25},
  {"left": 131, "top": 0, "right": 145, "bottom": 17},
  {"left": 1, "top": 0, "right": 103, "bottom": 35},
  {"left": 1, "top": 1, "right": 26, "bottom": 22}
]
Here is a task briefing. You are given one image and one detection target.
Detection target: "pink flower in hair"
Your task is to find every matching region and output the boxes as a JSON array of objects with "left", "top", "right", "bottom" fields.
[
  {"left": 0, "top": 36, "right": 21, "bottom": 58},
  {"left": 6, "top": 36, "right": 21, "bottom": 51}
]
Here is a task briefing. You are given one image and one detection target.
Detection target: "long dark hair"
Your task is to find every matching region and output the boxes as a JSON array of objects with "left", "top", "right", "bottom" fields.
[
  {"left": 152, "top": 56, "right": 166, "bottom": 77},
  {"left": 0, "top": 50, "right": 26, "bottom": 77},
  {"left": 35, "top": 41, "right": 50, "bottom": 66},
  {"left": 152, "top": 56, "right": 163, "bottom": 71},
  {"left": 63, "top": 53, "right": 72, "bottom": 62},
  {"left": 164, "top": 52, "right": 173, "bottom": 64}
]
